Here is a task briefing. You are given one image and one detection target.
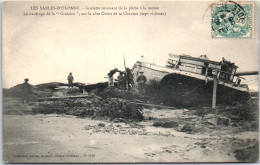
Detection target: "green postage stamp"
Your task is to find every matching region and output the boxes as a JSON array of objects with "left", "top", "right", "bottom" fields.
[{"left": 212, "top": 2, "right": 254, "bottom": 38}]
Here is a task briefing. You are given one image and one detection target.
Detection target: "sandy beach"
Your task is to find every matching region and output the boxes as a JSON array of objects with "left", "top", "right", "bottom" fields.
[{"left": 2, "top": 97, "right": 259, "bottom": 163}]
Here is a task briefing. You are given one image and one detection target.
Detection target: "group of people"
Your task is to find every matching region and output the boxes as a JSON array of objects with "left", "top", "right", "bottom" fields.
[
  {"left": 20, "top": 70, "right": 145, "bottom": 104},
  {"left": 107, "top": 68, "right": 147, "bottom": 92},
  {"left": 107, "top": 68, "right": 131, "bottom": 89},
  {"left": 66, "top": 69, "right": 147, "bottom": 92}
]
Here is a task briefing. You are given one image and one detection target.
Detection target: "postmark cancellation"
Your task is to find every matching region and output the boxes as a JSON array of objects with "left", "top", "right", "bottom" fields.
[{"left": 211, "top": 2, "right": 254, "bottom": 38}]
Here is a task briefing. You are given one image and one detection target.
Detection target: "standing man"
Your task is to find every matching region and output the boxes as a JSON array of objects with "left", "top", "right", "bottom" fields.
[
  {"left": 67, "top": 72, "right": 74, "bottom": 88},
  {"left": 117, "top": 72, "right": 125, "bottom": 89},
  {"left": 107, "top": 68, "right": 119, "bottom": 88},
  {"left": 125, "top": 67, "right": 134, "bottom": 90},
  {"left": 21, "top": 78, "right": 31, "bottom": 104},
  {"left": 137, "top": 71, "right": 147, "bottom": 93}
]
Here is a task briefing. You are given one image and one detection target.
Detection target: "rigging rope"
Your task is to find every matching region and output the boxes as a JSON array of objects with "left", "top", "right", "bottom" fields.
[
  {"left": 243, "top": 78, "right": 258, "bottom": 83},
  {"left": 183, "top": 84, "right": 203, "bottom": 96}
]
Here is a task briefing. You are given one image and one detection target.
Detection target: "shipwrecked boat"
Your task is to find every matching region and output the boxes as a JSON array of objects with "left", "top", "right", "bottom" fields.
[{"left": 132, "top": 54, "right": 250, "bottom": 106}]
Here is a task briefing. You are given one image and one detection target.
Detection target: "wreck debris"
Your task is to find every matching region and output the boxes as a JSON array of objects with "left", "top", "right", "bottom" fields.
[
  {"left": 181, "top": 123, "right": 193, "bottom": 133},
  {"left": 32, "top": 96, "right": 144, "bottom": 121},
  {"left": 153, "top": 121, "right": 179, "bottom": 128}
]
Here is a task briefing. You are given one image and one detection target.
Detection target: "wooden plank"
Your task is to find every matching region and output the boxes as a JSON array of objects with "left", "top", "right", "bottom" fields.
[
  {"left": 127, "top": 101, "right": 177, "bottom": 110},
  {"left": 235, "top": 71, "right": 259, "bottom": 76},
  {"left": 212, "top": 75, "right": 217, "bottom": 109},
  {"left": 30, "top": 95, "right": 93, "bottom": 101}
]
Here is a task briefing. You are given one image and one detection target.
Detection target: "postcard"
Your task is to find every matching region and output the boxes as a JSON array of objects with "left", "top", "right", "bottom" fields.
[{"left": 2, "top": 0, "right": 259, "bottom": 163}]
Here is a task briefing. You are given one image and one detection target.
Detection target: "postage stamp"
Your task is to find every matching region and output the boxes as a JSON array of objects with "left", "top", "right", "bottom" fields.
[{"left": 211, "top": 2, "right": 254, "bottom": 38}]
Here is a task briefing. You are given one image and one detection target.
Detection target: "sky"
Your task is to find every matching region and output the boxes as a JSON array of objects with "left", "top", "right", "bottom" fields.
[{"left": 2, "top": 1, "right": 259, "bottom": 90}]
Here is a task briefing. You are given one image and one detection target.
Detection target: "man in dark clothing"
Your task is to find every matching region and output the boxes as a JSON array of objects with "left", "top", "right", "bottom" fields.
[
  {"left": 21, "top": 78, "right": 31, "bottom": 104},
  {"left": 107, "top": 68, "right": 119, "bottom": 88},
  {"left": 137, "top": 71, "right": 147, "bottom": 93},
  {"left": 125, "top": 68, "right": 134, "bottom": 90},
  {"left": 67, "top": 72, "right": 74, "bottom": 88},
  {"left": 117, "top": 72, "right": 126, "bottom": 89}
]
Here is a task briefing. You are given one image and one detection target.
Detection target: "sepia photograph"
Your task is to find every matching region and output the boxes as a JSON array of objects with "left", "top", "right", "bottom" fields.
[{"left": 2, "top": 0, "right": 259, "bottom": 163}]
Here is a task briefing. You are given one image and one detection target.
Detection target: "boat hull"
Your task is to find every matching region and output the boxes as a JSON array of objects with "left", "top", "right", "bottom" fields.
[
  {"left": 132, "top": 62, "right": 250, "bottom": 106},
  {"left": 158, "top": 73, "right": 250, "bottom": 106}
]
